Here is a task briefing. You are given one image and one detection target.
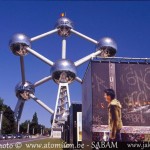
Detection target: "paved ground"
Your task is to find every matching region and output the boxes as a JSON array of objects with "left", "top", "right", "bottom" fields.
[{"left": 0, "top": 136, "right": 49, "bottom": 145}]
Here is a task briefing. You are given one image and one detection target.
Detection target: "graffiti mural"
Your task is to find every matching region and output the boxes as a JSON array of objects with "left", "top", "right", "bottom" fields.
[
  {"left": 116, "top": 63, "right": 150, "bottom": 126},
  {"left": 92, "top": 62, "right": 109, "bottom": 126}
]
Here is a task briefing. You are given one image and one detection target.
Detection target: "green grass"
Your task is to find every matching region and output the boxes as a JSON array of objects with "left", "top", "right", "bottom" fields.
[{"left": 10, "top": 138, "right": 64, "bottom": 150}]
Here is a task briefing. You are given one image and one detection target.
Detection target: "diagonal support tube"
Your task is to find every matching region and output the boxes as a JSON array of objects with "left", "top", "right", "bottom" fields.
[
  {"left": 20, "top": 56, "right": 26, "bottom": 84},
  {"left": 30, "top": 94, "right": 54, "bottom": 114},
  {"left": 30, "top": 29, "right": 58, "bottom": 42},
  {"left": 74, "top": 50, "right": 101, "bottom": 67},
  {"left": 34, "top": 75, "right": 52, "bottom": 87},
  {"left": 25, "top": 47, "right": 54, "bottom": 66},
  {"left": 14, "top": 99, "right": 25, "bottom": 121},
  {"left": 75, "top": 77, "right": 83, "bottom": 83},
  {"left": 71, "top": 29, "right": 98, "bottom": 44}
]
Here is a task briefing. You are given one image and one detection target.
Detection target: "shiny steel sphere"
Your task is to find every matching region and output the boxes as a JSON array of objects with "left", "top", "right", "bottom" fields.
[
  {"left": 96, "top": 37, "right": 117, "bottom": 57},
  {"left": 15, "top": 81, "right": 35, "bottom": 100},
  {"left": 9, "top": 33, "right": 31, "bottom": 56},
  {"left": 51, "top": 59, "right": 76, "bottom": 84},
  {"left": 55, "top": 17, "right": 73, "bottom": 37}
]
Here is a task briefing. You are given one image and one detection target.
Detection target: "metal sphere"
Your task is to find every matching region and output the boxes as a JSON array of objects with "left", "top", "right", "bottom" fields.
[
  {"left": 51, "top": 59, "right": 77, "bottom": 84},
  {"left": 55, "top": 17, "right": 73, "bottom": 37},
  {"left": 96, "top": 37, "right": 117, "bottom": 57},
  {"left": 15, "top": 81, "right": 35, "bottom": 100},
  {"left": 9, "top": 33, "right": 31, "bottom": 56}
]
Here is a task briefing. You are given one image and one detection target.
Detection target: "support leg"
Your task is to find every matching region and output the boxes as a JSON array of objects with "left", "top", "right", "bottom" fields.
[
  {"left": 14, "top": 99, "right": 25, "bottom": 133},
  {"left": 51, "top": 83, "right": 71, "bottom": 138}
]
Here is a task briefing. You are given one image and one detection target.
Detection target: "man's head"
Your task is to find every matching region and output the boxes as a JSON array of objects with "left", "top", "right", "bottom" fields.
[{"left": 104, "top": 89, "right": 115, "bottom": 103}]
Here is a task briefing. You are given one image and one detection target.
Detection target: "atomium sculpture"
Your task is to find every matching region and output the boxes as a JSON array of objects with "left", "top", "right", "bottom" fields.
[{"left": 9, "top": 14, "right": 117, "bottom": 136}]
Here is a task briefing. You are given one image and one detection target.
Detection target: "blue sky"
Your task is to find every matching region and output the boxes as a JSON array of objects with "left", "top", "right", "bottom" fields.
[{"left": 0, "top": 1, "right": 150, "bottom": 127}]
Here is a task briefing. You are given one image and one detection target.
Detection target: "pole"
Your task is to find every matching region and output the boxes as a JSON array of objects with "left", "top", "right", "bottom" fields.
[
  {"left": 27, "top": 122, "right": 30, "bottom": 134},
  {"left": 62, "top": 38, "right": 66, "bottom": 59},
  {"left": 74, "top": 50, "right": 101, "bottom": 67},
  {"left": 43, "top": 129, "right": 44, "bottom": 135},
  {"left": 33, "top": 128, "right": 34, "bottom": 135},
  {"left": 20, "top": 56, "right": 26, "bottom": 84},
  {"left": 41, "top": 127, "right": 42, "bottom": 135},
  {"left": 17, "top": 120, "right": 20, "bottom": 133},
  {"left": 0, "top": 111, "right": 3, "bottom": 134},
  {"left": 29, "top": 94, "right": 54, "bottom": 114},
  {"left": 25, "top": 47, "right": 54, "bottom": 66},
  {"left": 71, "top": 29, "right": 98, "bottom": 44},
  {"left": 30, "top": 29, "right": 58, "bottom": 42},
  {"left": 34, "top": 75, "right": 52, "bottom": 87},
  {"left": 75, "top": 77, "right": 83, "bottom": 83}
]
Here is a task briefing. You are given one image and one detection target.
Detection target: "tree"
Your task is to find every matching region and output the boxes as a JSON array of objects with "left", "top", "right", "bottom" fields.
[
  {"left": 30, "top": 112, "right": 39, "bottom": 135},
  {"left": 32, "top": 112, "right": 38, "bottom": 125},
  {"left": 0, "top": 98, "right": 4, "bottom": 110},
  {"left": 20, "top": 120, "right": 30, "bottom": 134},
  {"left": 0, "top": 98, "right": 17, "bottom": 134}
]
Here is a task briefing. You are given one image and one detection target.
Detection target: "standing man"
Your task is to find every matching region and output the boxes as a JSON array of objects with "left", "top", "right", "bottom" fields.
[{"left": 104, "top": 89, "right": 123, "bottom": 142}]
